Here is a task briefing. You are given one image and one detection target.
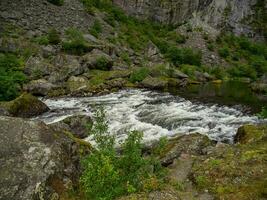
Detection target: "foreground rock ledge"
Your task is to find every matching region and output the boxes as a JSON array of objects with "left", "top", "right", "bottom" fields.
[{"left": 0, "top": 116, "right": 90, "bottom": 200}]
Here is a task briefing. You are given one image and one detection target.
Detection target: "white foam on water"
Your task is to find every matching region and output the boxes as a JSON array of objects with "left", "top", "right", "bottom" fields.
[{"left": 36, "top": 89, "right": 265, "bottom": 143}]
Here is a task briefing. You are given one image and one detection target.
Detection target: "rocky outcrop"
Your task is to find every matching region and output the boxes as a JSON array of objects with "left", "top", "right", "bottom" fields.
[
  {"left": 0, "top": 93, "right": 49, "bottom": 118},
  {"left": 0, "top": 116, "right": 89, "bottom": 200},
  {"left": 114, "top": 0, "right": 264, "bottom": 39}
]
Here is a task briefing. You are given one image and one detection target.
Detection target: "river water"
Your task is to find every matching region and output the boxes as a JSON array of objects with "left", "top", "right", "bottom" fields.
[{"left": 36, "top": 83, "right": 267, "bottom": 143}]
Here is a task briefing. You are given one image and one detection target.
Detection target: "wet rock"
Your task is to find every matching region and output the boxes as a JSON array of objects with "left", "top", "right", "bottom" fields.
[
  {"left": 141, "top": 77, "right": 168, "bottom": 89},
  {"left": 160, "top": 133, "right": 215, "bottom": 166},
  {"left": 24, "top": 79, "right": 58, "bottom": 96},
  {"left": 0, "top": 116, "right": 84, "bottom": 200},
  {"left": 67, "top": 76, "right": 88, "bottom": 93},
  {"left": 0, "top": 93, "right": 49, "bottom": 118},
  {"left": 62, "top": 115, "right": 92, "bottom": 139},
  {"left": 82, "top": 49, "right": 113, "bottom": 70}
]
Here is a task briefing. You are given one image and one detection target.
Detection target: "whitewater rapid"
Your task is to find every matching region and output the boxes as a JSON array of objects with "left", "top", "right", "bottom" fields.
[{"left": 36, "top": 89, "right": 265, "bottom": 143}]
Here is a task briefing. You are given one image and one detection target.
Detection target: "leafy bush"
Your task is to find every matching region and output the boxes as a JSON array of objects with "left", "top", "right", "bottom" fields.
[
  {"left": 0, "top": 54, "right": 26, "bottom": 101},
  {"left": 175, "top": 34, "right": 187, "bottom": 44},
  {"left": 47, "top": 29, "right": 61, "bottom": 44},
  {"left": 80, "top": 108, "right": 165, "bottom": 200},
  {"left": 218, "top": 47, "right": 230, "bottom": 58},
  {"left": 90, "top": 20, "right": 102, "bottom": 38},
  {"left": 167, "top": 47, "right": 202, "bottom": 66},
  {"left": 34, "top": 29, "right": 61, "bottom": 45},
  {"left": 95, "top": 56, "right": 111, "bottom": 70},
  {"left": 47, "top": 0, "right": 64, "bottom": 6},
  {"left": 258, "top": 107, "right": 267, "bottom": 118},
  {"left": 129, "top": 67, "right": 150, "bottom": 83},
  {"left": 62, "top": 28, "right": 92, "bottom": 55},
  {"left": 227, "top": 64, "right": 257, "bottom": 80}
]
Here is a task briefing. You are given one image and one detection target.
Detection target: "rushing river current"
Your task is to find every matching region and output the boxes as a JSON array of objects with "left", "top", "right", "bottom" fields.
[{"left": 37, "top": 89, "right": 266, "bottom": 143}]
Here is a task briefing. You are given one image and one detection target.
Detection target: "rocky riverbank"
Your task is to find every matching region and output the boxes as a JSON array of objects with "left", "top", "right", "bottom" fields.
[{"left": 0, "top": 113, "right": 266, "bottom": 200}]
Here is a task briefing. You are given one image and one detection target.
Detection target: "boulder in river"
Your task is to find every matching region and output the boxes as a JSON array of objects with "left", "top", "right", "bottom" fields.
[
  {"left": 0, "top": 116, "right": 91, "bottom": 200},
  {"left": 49, "top": 114, "right": 92, "bottom": 139},
  {"left": 0, "top": 93, "right": 49, "bottom": 118}
]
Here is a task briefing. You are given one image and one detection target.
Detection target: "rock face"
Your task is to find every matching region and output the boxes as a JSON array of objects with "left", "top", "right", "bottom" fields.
[
  {"left": 0, "top": 116, "right": 83, "bottom": 200},
  {"left": 0, "top": 93, "right": 49, "bottom": 118},
  {"left": 114, "top": 0, "right": 264, "bottom": 39}
]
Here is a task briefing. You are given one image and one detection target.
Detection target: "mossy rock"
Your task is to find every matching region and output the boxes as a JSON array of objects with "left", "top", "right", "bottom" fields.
[
  {"left": 191, "top": 125, "right": 267, "bottom": 200},
  {"left": 234, "top": 124, "right": 267, "bottom": 144},
  {"left": 0, "top": 93, "right": 49, "bottom": 118}
]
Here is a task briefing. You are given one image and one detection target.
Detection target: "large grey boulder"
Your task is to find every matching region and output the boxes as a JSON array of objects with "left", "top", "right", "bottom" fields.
[
  {"left": 48, "top": 54, "right": 85, "bottom": 83},
  {"left": 82, "top": 49, "right": 113, "bottom": 70},
  {"left": 0, "top": 116, "right": 85, "bottom": 200},
  {"left": 24, "top": 79, "right": 58, "bottom": 96},
  {"left": 24, "top": 56, "right": 54, "bottom": 79}
]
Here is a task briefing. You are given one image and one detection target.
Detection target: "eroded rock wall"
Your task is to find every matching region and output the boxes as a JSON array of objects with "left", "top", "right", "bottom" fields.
[{"left": 113, "top": 0, "right": 262, "bottom": 38}]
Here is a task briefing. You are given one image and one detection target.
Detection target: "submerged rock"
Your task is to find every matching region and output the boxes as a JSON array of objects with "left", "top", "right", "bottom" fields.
[
  {"left": 0, "top": 93, "right": 49, "bottom": 118},
  {"left": 0, "top": 116, "right": 88, "bottom": 200}
]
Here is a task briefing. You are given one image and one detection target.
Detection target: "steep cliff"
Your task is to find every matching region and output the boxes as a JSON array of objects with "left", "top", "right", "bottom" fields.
[{"left": 114, "top": 0, "right": 266, "bottom": 40}]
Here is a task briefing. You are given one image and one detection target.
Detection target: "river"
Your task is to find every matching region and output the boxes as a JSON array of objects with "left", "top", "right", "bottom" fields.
[{"left": 36, "top": 81, "right": 267, "bottom": 144}]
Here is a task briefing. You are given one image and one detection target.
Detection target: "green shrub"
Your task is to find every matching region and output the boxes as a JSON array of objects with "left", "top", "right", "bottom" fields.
[
  {"left": 207, "top": 43, "right": 215, "bottom": 51},
  {"left": 90, "top": 20, "right": 102, "bottom": 38},
  {"left": 0, "top": 54, "right": 26, "bottom": 101},
  {"left": 167, "top": 47, "right": 202, "bottom": 66},
  {"left": 180, "top": 64, "right": 198, "bottom": 78},
  {"left": 80, "top": 107, "right": 166, "bottom": 200},
  {"left": 249, "top": 55, "right": 267, "bottom": 76},
  {"left": 47, "top": 29, "right": 61, "bottom": 44},
  {"left": 34, "top": 36, "right": 49, "bottom": 45},
  {"left": 62, "top": 28, "right": 92, "bottom": 55},
  {"left": 175, "top": 34, "right": 186, "bottom": 44},
  {"left": 258, "top": 107, "right": 267, "bottom": 118},
  {"left": 129, "top": 67, "right": 150, "bottom": 83},
  {"left": 227, "top": 64, "right": 257, "bottom": 80},
  {"left": 47, "top": 0, "right": 64, "bottom": 6},
  {"left": 218, "top": 47, "right": 230, "bottom": 58},
  {"left": 95, "top": 56, "right": 111, "bottom": 70}
]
